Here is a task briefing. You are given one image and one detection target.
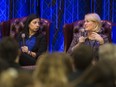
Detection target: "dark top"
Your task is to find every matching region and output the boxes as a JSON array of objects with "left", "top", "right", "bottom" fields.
[{"left": 17, "top": 31, "right": 47, "bottom": 59}]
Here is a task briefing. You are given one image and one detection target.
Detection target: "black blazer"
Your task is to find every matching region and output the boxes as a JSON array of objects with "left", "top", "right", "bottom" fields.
[{"left": 16, "top": 31, "right": 47, "bottom": 59}]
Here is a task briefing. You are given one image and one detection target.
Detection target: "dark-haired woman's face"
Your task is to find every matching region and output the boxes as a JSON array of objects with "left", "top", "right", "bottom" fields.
[{"left": 29, "top": 18, "right": 40, "bottom": 32}]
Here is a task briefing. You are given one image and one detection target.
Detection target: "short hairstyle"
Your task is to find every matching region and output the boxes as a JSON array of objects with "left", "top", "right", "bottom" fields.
[
  {"left": 0, "top": 37, "right": 19, "bottom": 63},
  {"left": 74, "top": 59, "right": 116, "bottom": 87},
  {"left": 0, "top": 68, "right": 33, "bottom": 87},
  {"left": 71, "top": 44, "right": 93, "bottom": 70},
  {"left": 0, "top": 58, "right": 9, "bottom": 73},
  {"left": 99, "top": 43, "right": 116, "bottom": 60},
  {"left": 84, "top": 13, "right": 101, "bottom": 32}
]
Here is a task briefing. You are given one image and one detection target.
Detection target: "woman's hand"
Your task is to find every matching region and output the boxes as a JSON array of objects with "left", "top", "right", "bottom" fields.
[
  {"left": 78, "top": 36, "right": 87, "bottom": 43},
  {"left": 21, "top": 46, "right": 29, "bottom": 53},
  {"left": 30, "top": 52, "right": 37, "bottom": 58},
  {"left": 90, "top": 32, "right": 104, "bottom": 44},
  {"left": 21, "top": 46, "right": 37, "bottom": 58},
  {"left": 72, "top": 36, "right": 87, "bottom": 51}
]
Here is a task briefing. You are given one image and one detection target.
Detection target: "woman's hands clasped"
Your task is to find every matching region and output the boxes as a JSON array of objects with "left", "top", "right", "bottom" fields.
[
  {"left": 21, "top": 46, "right": 29, "bottom": 53},
  {"left": 21, "top": 46, "right": 36, "bottom": 58}
]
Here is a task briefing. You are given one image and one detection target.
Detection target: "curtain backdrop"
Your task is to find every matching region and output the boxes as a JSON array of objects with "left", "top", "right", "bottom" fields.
[{"left": 0, "top": 0, "right": 116, "bottom": 51}]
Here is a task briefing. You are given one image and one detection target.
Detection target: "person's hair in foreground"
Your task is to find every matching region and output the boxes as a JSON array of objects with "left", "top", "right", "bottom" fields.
[
  {"left": 0, "top": 36, "right": 20, "bottom": 64},
  {"left": 0, "top": 58, "right": 10, "bottom": 73},
  {"left": 71, "top": 44, "right": 93, "bottom": 70},
  {"left": 99, "top": 43, "right": 116, "bottom": 78},
  {"left": 0, "top": 68, "right": 34, "bottom": 87},
  {"left": 99, "top": 43, "right": 116, "bottom": 61},
  {"left": 33, "top": 52, "right": 73, "bottom": 87},
  {"left": 71, "top": 58, "right": 116, "bottom": 87}
]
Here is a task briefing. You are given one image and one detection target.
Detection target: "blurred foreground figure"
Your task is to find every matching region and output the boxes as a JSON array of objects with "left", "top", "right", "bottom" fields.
[{"left": 33, "top": 52, "right": 73, "bottom": 87}]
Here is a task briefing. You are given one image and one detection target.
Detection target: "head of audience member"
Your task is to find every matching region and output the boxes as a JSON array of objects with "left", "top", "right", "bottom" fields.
[
  {"left": 71, "top": 44, "right": 93, "bottom": 71},
  {"left": 0, "top": 58, "right": 10, "bottom": 73},
  {"left": 0, "top": 68, "right": 34, "bottom": 87},
  {"left": 0, "top": 37, "right": 20, "bottom": 64},
  {"left": 99, "top": 43, "right": 116, "bottom": 61},
  {"left": 23, "top": 14, "right": 40, "bottom": 36},
  {"left": 84, "top": 13, "right": 101, "bottom": 33},
  {"left": 73, "top": 59, "right": 116, "bottom": 87},
  {"left": 99, "top": 43, "right": 116, "bottom": 78},
  {"left": 33, "top": 52, "right": 73, "bottom": 87}
]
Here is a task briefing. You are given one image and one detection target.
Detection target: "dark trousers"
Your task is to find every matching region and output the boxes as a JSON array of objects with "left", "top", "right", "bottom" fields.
[{"left": 19, "top": 53, "right": 36, "bottom": 66}]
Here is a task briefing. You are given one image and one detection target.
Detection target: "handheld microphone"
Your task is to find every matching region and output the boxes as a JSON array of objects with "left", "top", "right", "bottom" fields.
[
  {"left": 21, "top": 33, "right": 25, "bottom": 46},
  {"left": 80, "top": 28, "right": 85, "bottom": 36},
  {"left": 80, "top": 28, "right": 87, "bottom": 37},
  {"left": 79, "top": 28, "right": 88, "bottom": 42}
]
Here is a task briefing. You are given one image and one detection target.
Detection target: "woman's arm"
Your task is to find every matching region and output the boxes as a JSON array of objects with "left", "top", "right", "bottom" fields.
[
  {"left": 90, "top": 32, "right": 104, "bottom": 45},
  {"left": 28, "top": 51, "right": 36, "bottom": 58},
  {"left": 72, "top": 36, "right": 86, "bottom": 51},
  {"left": 67, "top": 33, "right": 82, "bottom": 54},
  {"left": 35, "top": 34, "right": 47, "bottom": 58},
  {"left": 21, "top": 46, "right": 37, "bottom": 58}
]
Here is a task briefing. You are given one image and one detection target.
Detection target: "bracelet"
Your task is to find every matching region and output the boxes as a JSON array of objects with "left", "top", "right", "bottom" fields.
[
  {"left": 28, "top": 51, "right": 31, "bottom": 54},
  {"left": 28, "top": 51, "right": 33, "bottom": 56},
  {"left": 30, "top": 51, "right": 32, "bottom": 56}
]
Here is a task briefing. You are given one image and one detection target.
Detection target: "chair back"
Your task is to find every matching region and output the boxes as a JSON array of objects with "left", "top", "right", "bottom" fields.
[{"left": 0, "top": 17, "right": 51, "bottom": 50}]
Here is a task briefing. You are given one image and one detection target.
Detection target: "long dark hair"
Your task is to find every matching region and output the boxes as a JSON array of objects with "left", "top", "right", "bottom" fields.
[{"left": 22, "top": 14, "right": 39, "bottom": 36}]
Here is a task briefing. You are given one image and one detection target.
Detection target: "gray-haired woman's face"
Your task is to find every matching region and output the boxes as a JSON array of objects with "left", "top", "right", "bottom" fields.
[
  {"left": 29, "top": 18, "right": 40, "bottom": 32},
  {"left": 84, "top": 19, "right": 97, "bottom": 32}
]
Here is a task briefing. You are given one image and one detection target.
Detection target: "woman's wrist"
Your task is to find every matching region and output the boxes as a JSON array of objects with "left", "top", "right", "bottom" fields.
[{"left": 28, "top": 51, "right": 36, "bottom": 58}]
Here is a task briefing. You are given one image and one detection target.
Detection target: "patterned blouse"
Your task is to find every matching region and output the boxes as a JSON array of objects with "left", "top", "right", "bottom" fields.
[{"left": 67, "top": 30, "right": 109, "bottom": 60}]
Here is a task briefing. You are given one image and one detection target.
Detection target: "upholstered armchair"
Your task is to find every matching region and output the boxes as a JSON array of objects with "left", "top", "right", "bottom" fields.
[
  {"left": 63, "top": 20, "right": 112, "bottom": 52},
  {"left": 1, "top": 17, "right": 51, "bottom": 50},
  {"left": 0, "top": 18, "right": 51, "bottom": 69}
]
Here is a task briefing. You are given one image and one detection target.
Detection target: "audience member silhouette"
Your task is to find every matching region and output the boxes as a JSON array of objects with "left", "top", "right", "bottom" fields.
[
  {"left": 33, "top": 52, "right": 73, "bottom": 87},
  {"left": 0, "top": 36, "right": 20, "bottom": 69},
  {"left": 69, "top": 44, "right": 93, "bottom": 82},
  {"left": 0, "top": 68, "right": 34, "bottom": 87},
  {"left": 71, "top": 44, "right": 116, "bottom": 87}
]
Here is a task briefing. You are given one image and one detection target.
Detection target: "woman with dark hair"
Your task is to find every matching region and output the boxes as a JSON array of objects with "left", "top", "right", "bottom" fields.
[{"left": 17, "top": 14, "right": 47, "bottom": 66}]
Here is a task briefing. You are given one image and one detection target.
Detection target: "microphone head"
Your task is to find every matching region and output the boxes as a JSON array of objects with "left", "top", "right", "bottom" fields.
[
  {"left": 80, "top": 28, "right": 87, "bottom": 37},
  {"left": 21, "top": 33, "right": 25, "bottom": 38},
  {"left": 79, "top": 28, "right": 85, "bottom": 32},
  {"left": 80, "top": 28, "right": 85, "bottom": 36}
]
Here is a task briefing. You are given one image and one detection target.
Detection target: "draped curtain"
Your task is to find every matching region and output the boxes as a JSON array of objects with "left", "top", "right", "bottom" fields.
[{"left": 0, "top": 0, "right": 116, "bottom": 51}]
